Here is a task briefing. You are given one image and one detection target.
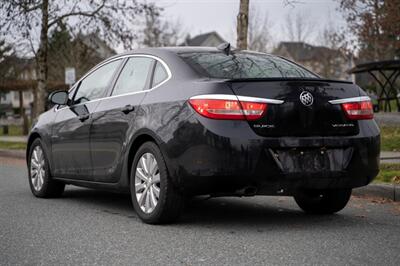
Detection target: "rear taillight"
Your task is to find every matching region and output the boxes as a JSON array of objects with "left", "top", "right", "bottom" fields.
[
  {"left": 189, "top": 95, "right": 268, "bottom": 121},
  {"left": 341, "top": 101, "right": 373, "bottom": 120}
]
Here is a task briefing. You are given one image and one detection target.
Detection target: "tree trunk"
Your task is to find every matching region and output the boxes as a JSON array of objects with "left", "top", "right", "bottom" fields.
[
  {"left": 31, "top": 86, "right": 37, "bottom": 121},
  {"left": 19, "top": 91, "right": 29, "bottom": 135},
  {"left": 34, "top": 0, "right": 49, "bottom": 118},
  {"left": 19, "top": 91, "right": 24, "bottom": 118},
  {"left": 236, "top": 0, "right": 249, "bottom": 50}
]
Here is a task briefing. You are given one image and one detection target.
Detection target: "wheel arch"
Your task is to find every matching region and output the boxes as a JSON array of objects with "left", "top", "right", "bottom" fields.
[
  {"left": 26, "top": 132, "right": 42, "bottom": 163},
  {"left": 126, "top": 133, "right": 159, "bottom": 185}
]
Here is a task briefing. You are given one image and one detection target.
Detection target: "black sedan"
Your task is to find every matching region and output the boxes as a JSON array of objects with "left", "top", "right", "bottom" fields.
[{"left": 27, "top": 46, "right": 380, "bottom": 224}]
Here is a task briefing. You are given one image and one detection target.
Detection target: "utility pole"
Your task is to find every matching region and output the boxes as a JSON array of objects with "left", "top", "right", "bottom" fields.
[{"left": 236, "top": 0, "right": 249, "bottom": 50}]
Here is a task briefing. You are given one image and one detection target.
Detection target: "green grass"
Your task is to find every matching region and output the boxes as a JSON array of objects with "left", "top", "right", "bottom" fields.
[
  {"left": 0, "top": 125, "right": 24, "bottom": 136},
  {"left": 375, "top": 163, "right": 400, "bottom": 184},
  {"left": 380, "top": 126, "right": 400, "bottom": 152},
  {"left": 0, "top": 141, "right": 26, "bottom": 150}
]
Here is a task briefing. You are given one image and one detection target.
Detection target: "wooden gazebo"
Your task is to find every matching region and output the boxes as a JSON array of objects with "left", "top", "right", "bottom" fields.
[
  {"left": 348, "top": 60, "right": 400, "bottom": 112},
  {"left": 0, "top": 80, "right": 68, "bottom": 134}
]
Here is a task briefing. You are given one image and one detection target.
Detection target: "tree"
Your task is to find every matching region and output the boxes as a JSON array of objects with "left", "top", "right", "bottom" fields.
[
  {"left": 1, "top": 0, "right": 155, "bottom": 118},
  {"left": 236, "top": 0, "right": 250, "bottom": 49},
  {"left": 248, "top": 9, "right": 274, "bottom": 52},
  {"left": 318, "top": 22, "right": 341, "bottom": 50},
  {"left": 0, "top": 39, "right": 13, "bottom": 63},
  {"left": 0, "top": 39, "right": 13, "bottom": 108},
  {"left": 141, "top": 6, "right": 185, "bottom": 47},
  {"left": 283, "top": 11, "right": 315, "bottom": 43},
  {"left": 236, "top": 0, "right": 299, "bottom": 50},
  {"left": 46, "top": 24, "right": 108, "bottom": 83},
  {"left": 314, "top": 19, "right": 353, "bottom": 80},
  {"left": 338, "top": 0, "right": 400, "bottom": 61},
  {"left": 0, "top": 39, "right": 14, "bottom": 85}
]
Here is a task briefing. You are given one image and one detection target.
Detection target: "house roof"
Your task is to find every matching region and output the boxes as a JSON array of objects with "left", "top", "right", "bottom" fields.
[
  {"left": 182, "top": 31, "right": 226, "bottom": 46},
  {"left": 79, "top": 33, "right": 116, "bottom": 59},
  {"left": 275, "top": 42, "right": 343, "bottom": 62}
]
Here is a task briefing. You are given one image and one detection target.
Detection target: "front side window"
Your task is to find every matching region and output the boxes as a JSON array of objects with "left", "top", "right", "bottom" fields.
[
  {"left": 112, "top": 57, "right": 154, "bottom": 96},
  {"left": 152, "top": 62, "right": 169, "bottom": 87},
  {"left": 74, "top": 59, "right": 122, "bottom": 104},
  {"left": 179, "top": 52, "right": 318, "bottom": 79}
]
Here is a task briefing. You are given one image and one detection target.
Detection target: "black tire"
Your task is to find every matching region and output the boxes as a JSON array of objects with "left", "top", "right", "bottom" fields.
[
  {"left": 28, "top": 139, "right": 65, "bottom": 198},
  {"left": 294, "top": 188, "right": 352, "bottom": 214},
  {"left": 130, "top": 141, "right": 184, "bottom": 224}
]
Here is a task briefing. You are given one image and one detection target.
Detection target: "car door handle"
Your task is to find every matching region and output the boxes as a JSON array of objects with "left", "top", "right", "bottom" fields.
[
  {"left": 78, "top": 114, "right": 90, "bottom": 122},
  {"left": 121, "top": 105, "right": 135, "bottom": 114}
]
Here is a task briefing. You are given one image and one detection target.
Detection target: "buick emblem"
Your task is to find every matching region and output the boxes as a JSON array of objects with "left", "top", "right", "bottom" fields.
[{"left": 299, "top": 91, "right": 314, "bottom": 106}]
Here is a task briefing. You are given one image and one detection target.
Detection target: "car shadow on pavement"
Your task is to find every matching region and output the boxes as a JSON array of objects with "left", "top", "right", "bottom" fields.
[
  {"left": 181, "top": 197, "right": 357, "bottom": 228},
  {"left": 61, "top": 187, "right": 133, "bottom": 210},
  {"left": 59, "top": 186, "right": 362, "bottom": 228}
]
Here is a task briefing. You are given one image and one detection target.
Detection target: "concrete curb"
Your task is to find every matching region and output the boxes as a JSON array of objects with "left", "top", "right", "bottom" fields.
[
  {"left": 353, "top": 183, "right": 399, "bottom": 202},
  {"left": 0, "top": 149, "right": 25, "bottom": 159},
  {"left": 381, "top": 157, "right": 400, "bottom": 160}
]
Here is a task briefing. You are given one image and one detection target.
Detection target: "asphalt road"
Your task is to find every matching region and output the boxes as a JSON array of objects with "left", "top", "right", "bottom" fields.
[{"left": 1, "top": 157, "right": 400, "bottom": 266}]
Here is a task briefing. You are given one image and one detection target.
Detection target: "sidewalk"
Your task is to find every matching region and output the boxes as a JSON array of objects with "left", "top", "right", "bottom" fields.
[
  {"left": 353, "top": 183, "right": 399, "bottom": 201},
  {"left": 0, "top": 136, "right": 27, "bottom": 142},
  {"left": 374, "top": 112, "right": 400, "bottom": 126},
  {"left": 380, "top": 151, "right": 400, "bottom": 163}
]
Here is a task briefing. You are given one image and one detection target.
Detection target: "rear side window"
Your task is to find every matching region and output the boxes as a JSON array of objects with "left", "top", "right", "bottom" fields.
[
  {"left": 179, "top": 52, "right": 317, "bottom": 79},
  {"left": 152, "top": 62, "right": 169, "bottom": 87},
  {"left": 74, "top": 59, "right": 122, "bottom": 104},
  {"left": 112, "top": 57, "right": 154, "bottom": 96}
]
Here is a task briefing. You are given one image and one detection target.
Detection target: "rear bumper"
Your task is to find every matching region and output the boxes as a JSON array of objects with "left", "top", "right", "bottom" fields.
[{"left": 163, "top": 116, "right": 380, "bottom": 196}]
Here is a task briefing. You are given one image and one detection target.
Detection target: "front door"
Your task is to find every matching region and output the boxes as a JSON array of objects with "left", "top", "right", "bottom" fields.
[{"left": 51, "top": 59, "right": 123, "bottom": 180}]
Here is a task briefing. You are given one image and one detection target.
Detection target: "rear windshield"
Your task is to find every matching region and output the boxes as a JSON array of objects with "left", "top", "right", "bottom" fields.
[{"left": 179, "top": 52, "right": 318, "bottom": 79}]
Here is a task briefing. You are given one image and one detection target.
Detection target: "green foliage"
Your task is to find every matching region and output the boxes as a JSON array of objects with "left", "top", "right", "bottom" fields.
[
  {"left": 0, "top": 39, "right": 14, "bottom": 83},
  {"left": 338, "top": 0, "right": 400, "bottom": 61},
  {"left": 375, "top": 163, "right": 400, "bottom": 184},
  {"left": 0, "top": 39, "right": 13, "bottom": 60},
  {"left": 47, "top": 23, "right": 96, "bottom": 82},
  {"left": 0, "top": 125, "right": 24, "bottom": 136},
  {"left": 380, "top": 126, "right": 400, "bottom": 152},
  {"left": 0, "top": 141, "right": 26, "bottom": 150}
]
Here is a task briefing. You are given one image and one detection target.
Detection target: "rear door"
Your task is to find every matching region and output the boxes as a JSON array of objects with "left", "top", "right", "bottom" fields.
[
  {"left": 228, "top": 79, "right": 361, "bottom": 137},
  {"left": 51, "top": 59, "right": 123, "bottom": 180},
  {"left": 90, "top": 56, "right": 155, "bottom": 182}
]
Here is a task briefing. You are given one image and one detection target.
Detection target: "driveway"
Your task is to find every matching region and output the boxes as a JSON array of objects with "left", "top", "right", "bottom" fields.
[{"left": 1, "top": 157, "right": 399, "bottom": 265}]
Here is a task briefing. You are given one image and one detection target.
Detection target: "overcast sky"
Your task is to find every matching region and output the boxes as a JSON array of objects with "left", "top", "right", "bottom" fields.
[{"left": 152, "top": 0, "right": 346, "bottom": 45}]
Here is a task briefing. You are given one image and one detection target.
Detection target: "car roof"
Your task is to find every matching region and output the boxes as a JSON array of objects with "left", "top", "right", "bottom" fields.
[
  {"left": 126, "top": 46, "right": 221, "bottom": 55},
  {"left": 104, "top": 47, "right": 277, "bottom": 66},
  {"left": 105, "top": 47, "right": 220, "bottom": 61},
  {"left": 112, "top": 46, "right": 274, "bottom": 58},
  {"left": 98, "top": 47, "right": 219, "bottom": 66}
]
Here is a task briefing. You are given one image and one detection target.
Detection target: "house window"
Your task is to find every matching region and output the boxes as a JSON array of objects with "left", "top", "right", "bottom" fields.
[
  {"left": 23, "top": 91, "right": 32, "bottom": 101},
  {"left": 13, "top": 92, "right": 19, "bottom": 101}
]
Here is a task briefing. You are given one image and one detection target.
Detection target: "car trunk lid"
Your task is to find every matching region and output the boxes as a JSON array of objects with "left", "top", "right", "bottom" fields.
[{"left": 227, "top": 79, "right": 361, "bottom": 137}]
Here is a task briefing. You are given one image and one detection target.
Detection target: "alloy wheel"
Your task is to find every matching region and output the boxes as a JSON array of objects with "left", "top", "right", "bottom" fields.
[
  {"left": 30, "top": 145, "right": 46, "bottom": 191},
  {"left": 135, "top": 153, "right": 161, "bottom": 214}
]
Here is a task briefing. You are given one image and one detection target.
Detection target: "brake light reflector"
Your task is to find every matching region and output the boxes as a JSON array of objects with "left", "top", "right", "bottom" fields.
[
  {"left": 341, "top": 101, "right": 373, "bottom": 120},
  {"left": 189, "top": 97, "right": 267, "bottom": 120},
  {"left": 240, "top": 101, "right": 268, "bottom": 120}
]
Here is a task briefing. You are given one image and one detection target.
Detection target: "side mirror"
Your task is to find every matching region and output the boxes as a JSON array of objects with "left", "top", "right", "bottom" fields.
[{"left": 49, "top": 90, "right": 68, "bottom": 105}]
